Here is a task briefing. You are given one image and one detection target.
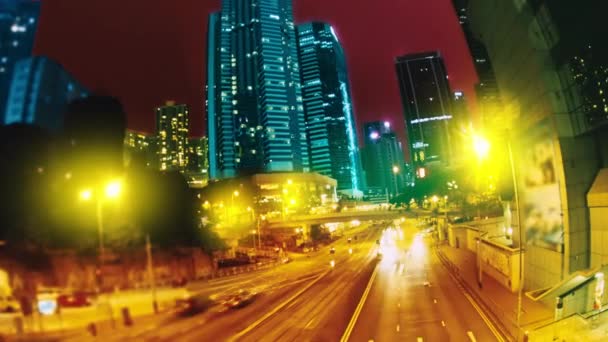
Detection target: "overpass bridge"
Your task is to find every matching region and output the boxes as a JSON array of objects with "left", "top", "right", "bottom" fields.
[{"left": 264, "top": 209, "right": 422, "bottom": 229}]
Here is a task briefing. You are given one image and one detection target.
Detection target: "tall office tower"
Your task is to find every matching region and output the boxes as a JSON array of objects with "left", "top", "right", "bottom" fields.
[
  {"left": 296, "top": 22, "right": 362, "bottom": 196},
  {"left": 207, "top": 0, "right": 309, "bottom": 179},
  {"left": 451, "top": 0, "right": 500, "bottom": 115},
  {"left": 155, "top": 101, "right": 189, "bottom": 172},
  {"left": 395, "top": 51, "right": 454, "bottom": 168},
  {"left": 361, "top": 121, "right": 405, "bottom": 198},
  {"left": 0, "top": 0, "right": 40, "bottom": 115},
  {"left": 3, "top": 56, "right": 88, "bottom": 132}
]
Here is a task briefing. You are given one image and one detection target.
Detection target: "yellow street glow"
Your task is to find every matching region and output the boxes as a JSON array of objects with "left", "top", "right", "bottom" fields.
[
  {"left": 105, "top": 180, "right": 121, "bottom": 199},
  {"left": 473, "top": 134, "right": 490, "bottom": 159},
  {"left": 80, "top": 189, "right": 92, "bottom": 201}
]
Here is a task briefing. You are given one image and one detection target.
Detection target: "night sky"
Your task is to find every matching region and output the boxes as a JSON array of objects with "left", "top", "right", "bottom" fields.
[{"left": 34, "top": 0, "right": 477, "bottom": 144}]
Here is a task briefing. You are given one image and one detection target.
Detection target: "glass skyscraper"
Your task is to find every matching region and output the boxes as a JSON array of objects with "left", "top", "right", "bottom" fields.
[
  {"left": 361, "top": 121, "right": 405, "bottom": 198},
  {"left": 296, "top": 22, "right": 362, "bottom": 195},
  {"left": 451, "top": 0, "right": 500, "bottom": 111},
  {"left": 0, "top": 0, "right": 40, "bottom": 116},
  {"left": 4, "top": 57, "right": 88, "bottom": 132},
  {"left": 207, "top": 0, "right": 309, "bottom": 179},
  {"left": 395, "top": 51, "right": 454, "bottom": 167}
]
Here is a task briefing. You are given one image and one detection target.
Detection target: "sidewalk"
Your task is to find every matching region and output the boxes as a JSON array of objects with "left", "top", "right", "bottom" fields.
[{"left": 436, "top": 243, "right": 553, "bottom": 339}]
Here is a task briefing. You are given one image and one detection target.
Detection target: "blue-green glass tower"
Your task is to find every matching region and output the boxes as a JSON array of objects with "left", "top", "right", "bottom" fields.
[
  {"left": 206, "top": 0, "right": 309, "bottom": 179},
  {"left": 296, "top": 22, "right": 363, "bottom": 195}
]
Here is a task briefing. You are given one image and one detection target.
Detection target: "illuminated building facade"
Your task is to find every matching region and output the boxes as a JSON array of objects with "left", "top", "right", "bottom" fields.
[
  {"left": 395, "top": 51, "right": 454, "bottom": 168},
  {"left": 0, "top": 0, "right": 40, "bottom": 115},
  {"left": 124, "top": 130, "right": 157, "bottom": 168},
  {"left": 361, "top": 121, "right": 405, "bottom": 198},
  {"left": 207, "top": 0, "right": 309, "bottom": 178},
  {"left": 3, "top": 56, "right": 88, "bottom": 133},
  {"left": 155, "top": 101, "right": 189, "bottom": 172},
  {"left": 296, "top": 22, "right": 363, "bottom": 196}
]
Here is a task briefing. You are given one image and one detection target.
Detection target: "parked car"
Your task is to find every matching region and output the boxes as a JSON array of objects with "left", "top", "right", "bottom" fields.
[
  {"left": 57, "top": 291, "right": 94, "bottom": 308},
  {"left": 0, "top": 295, "right": 20, "bottom": 313}
]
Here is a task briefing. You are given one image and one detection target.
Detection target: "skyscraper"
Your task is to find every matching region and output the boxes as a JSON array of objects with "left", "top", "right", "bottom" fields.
[
  {"left": 395, "top": 51, "right": 454, "bottom": 168},
  {"left": 361, "top": 121, "right": 405, "bottom": 198},
  {"left": 187, "top": 137, "right": 209, "bottom": 176},
  {"left": 207, "top": 0, "right": 309, "bottom": 179},
  {"left": 296, "top": 22, "right": 362, "bottom": 196},
  {"left": 156, "top": 101, "right": 189, "bottom": 172},
  {"left": 451, "top": 0, "right": 500, "bottom": 113},
  {"left": 0, "top": 0, "right": 40, "bottom": 115},
  {"left": 3, "top": 56, "right": 88, "bottom": 133}
]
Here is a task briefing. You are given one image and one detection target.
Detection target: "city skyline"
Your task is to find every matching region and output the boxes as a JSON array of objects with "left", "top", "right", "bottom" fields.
[{"left": 34, "top": 0, "right": 478, "bottom": 144}]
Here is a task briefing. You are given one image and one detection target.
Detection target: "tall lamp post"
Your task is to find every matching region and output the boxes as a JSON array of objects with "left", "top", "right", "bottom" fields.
[
  {"left": 80, "top": 180, "right": 122, "bottom": 284},
  {"left": 392, "top": 165, "right": 400, "bottom": 198},
  {"left": 473, "top": 133, "right": 525, "bottom": 335}
]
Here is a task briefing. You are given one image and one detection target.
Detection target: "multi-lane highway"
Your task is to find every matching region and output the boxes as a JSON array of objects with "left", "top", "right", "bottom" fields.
[
  {"left": 345, "top": 220, "right": 502, "bottom": 342},
  {"left": 62, "top": 217, "right": 504, "bottom": 342}
]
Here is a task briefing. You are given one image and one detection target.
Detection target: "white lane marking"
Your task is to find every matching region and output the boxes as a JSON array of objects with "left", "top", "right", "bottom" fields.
[
  {"left": 441, "top": 320, "right": 446, "bottom": 327},
  {"left": 340, "top": 266, "right": 379, "bottom": 342},
  {"left": 443, "top": 268, "right": 506, "bottom": 342},
  {"left": 417, "top": 338, "right": 423, "bottom": 342},
  {"left": 229, "top": 270, "right": 329, "bottom": 341},
  {"left": 467, "top": 331, "right": 477, "bottom": 342},
  {"left": 433, "top": 298, "right": 437, "bottom": 304},
  {"left": 398, "top": 263, "right": 405, "bottom": 274},
  {"left": 305, "top": 317, "right": 316, "bottom": 329},
  {"left": 396, "top": 324, "right": 400, "bottom": 332}
]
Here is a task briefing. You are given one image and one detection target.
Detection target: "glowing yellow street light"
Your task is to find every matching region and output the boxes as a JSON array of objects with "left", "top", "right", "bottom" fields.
[
  {"left": 233, "top": 190, "right": 240, "bottom": 197},
  {"left": 473, "top": 134, "right": 490, "bottom": 160},
  {"left": 80, "top": 189, "right": 93, "bottom": 201},
  {"left": 287, "top": 179, "right": 293, "bottom": 185},
  {"left": 431, "top": 195, "right": 439, "bottom": 203},
  {"left": 105, "top": 180, "right": 121, "bottom": 199},
  {"left": 290, "top": 198, "right": 296, "bottom": 205}
]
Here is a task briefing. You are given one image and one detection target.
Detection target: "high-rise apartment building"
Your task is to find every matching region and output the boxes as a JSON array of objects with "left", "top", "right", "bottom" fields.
[
  {"left": 0, "top": 0, "right": 40, "bottom": 115},
  {"left": 207, "top": 0, "right": 309, "bottom": 179},
  {"left": 395, "top": 51, "right": 454, "bottom": 168},
  {"left": 155, "top": 101, "right": 189, "bottom": 172},
  {"left": 3, "top": 57, "right": 88, "bottom": 132},
  {"left": 296, "top": 22, "right": 362, "bottom": 196},
  {"left": 124, "top": 130, "right": 157, "bottom": 169},
  {"left": 187, "top": 137, "right": 209, "bottom": 175}
]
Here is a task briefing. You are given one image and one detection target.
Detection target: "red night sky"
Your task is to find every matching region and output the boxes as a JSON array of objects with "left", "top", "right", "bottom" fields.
[{"left": 34, "top": 0, "right": 477, "bottom": 145}]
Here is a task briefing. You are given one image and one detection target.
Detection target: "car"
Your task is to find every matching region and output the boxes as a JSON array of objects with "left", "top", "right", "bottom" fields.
[
  {"left": 0, "top": 295, "right": 20, "bottom": 313},
  {"left": 57, "top": 291, "right": 93, "bottom": 308},
  {"left": 176, "top": 293, "right": 214, "bottom": 316},
  {"left": 281, "top": 257, "right": 291, "bottom": 264},
  {"left": 347, "top": 238, "right": 352, "bottom": 243},
  {"left": 329, "top": 247, "right": 335, "bottom": 254},
  {"left": 224, "top": 290, "right": 257, "bottom": 309}
]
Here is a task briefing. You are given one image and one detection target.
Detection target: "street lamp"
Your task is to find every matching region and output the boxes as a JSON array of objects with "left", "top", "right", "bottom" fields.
[
  {"left": 392, "top": 166, "right": 400, "bottom": 198},
  {"left": 473, "top": 134, "right": 490, "bottom": 160},
  {"left": 472, "top": 132, "right": 525, "bottom": 334},
  {"left": 80, "top": 179, "right": 122, "bottom": 290}
]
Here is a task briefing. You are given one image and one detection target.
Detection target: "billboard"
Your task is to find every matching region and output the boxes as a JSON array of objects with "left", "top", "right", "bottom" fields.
[{"left": 517, "top": 123, "right": 564, "bottom": 252}]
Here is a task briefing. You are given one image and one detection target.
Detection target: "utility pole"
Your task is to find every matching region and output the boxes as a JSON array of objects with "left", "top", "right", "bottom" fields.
[{"left": 146, "top": 234, "right": 158, "bottom": 314}]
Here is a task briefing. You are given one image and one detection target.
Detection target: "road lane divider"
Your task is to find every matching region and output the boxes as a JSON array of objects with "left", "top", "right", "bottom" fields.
[
  {"left": 467, "top": 331, "right": 477, "bottom": 341},
  {"left": 340, "top": 265, "right": 379, "bottom": 342},
  {"left": 228, "top": 269, "right": 329, "bottom": 341}
]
